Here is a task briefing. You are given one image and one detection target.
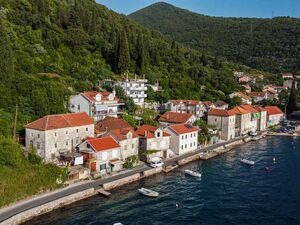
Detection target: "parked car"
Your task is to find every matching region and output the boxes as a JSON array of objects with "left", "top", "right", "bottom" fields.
[{"left": 150, "top": 157, "right": 164, "bottom": 168}]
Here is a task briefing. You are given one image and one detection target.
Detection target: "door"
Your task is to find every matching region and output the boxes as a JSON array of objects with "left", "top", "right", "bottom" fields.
[{"left": 91, "top": 162, "right": 96, "bottom": 172}]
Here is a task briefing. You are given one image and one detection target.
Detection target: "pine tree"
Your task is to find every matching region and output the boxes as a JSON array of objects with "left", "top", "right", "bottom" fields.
[
  {"left": 0, "top": 21, "right": 13, "bottom": 89},
  {"left": 286, "top": 80, "right": 297, "bottom": 116},
  {"left": 115, "top": 29, "right": 130, "bottom": 74},
  {"left": 136, "top": 33, "right": 146, "bottom": 74}
]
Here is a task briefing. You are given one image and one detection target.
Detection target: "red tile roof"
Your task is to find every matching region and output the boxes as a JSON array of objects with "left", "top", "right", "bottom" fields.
[
  {"left": 87, "top": 136, "right": 120, "bottom": 152},
  {"left": 136, "top": 125, "right": 170, "bottom": 139},
  {"left": 264, "top": 106, "right": 284, "bottom": 115},
  {"left": 214, "top": 100, "right": 228, "bottom": 107},
  {"left": 232, "top": 106, "right": 251, "bottom": 115},
  {"left": 253, "top": 106, "right": 267, "bottom": 112},
  {"left": 202, "top": 101, "right": 213, "bottom": 107},
  {"left": 170, "top": 100, "right": 202, "bottom": 106},
  {"left": 110, "top": 128, "right": 138, "bottom": 141},
  {"left": 250, "top": 92, "right": 266, "bottom": 97},
  {"left": 168, "top": 124, "right": 200, "bottom": 135},
  {"left": 208, "top": 109, "right": 236, "bottom": 117},
  {"left": 95, "top": 117, "right": 132, "bottom": 134},
  {"left": 241, "top": 104, "right": 258, "bottom": 113},
  {"left": 25, "top": 113, "right": 94, "bottom": 131},
  {"left": 159, "top": 112, "right": 193, "bottom": 123},
  {"left": 233, "top": 92, "right": 252, "bottom": 100},
  {"left": 82, "top": 91, "right": 119, "bottom": 102}
]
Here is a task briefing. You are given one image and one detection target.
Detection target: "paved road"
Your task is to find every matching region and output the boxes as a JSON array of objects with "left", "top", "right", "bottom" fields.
[{"left": 0, "top": 165, "right": 150, "bottom": 223}]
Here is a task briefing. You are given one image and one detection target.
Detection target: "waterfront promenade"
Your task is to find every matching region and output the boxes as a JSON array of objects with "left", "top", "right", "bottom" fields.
[{"left": 0, "top": 135, "right": 256, "bottom": 224}]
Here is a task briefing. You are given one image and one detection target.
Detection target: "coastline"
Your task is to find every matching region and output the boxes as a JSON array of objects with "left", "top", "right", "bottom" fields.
[{"left": 0, "top": 131, "right": 269, "bottom": 225}]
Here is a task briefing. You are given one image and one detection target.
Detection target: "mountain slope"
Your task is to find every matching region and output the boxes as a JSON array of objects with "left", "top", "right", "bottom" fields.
[
  {"left": 129, "top": 2, "right": 300, "bottom": 73},
  {"left": 0, "top": 0, "right": 245, "bottom": 124}
]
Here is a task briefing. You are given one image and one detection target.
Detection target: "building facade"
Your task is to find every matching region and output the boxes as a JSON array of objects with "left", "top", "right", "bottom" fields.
[
  {"left": 69, "top": 91, "right": 124, "bottom": 121},
  {"left": 25, "top": 113, "right": 94, "bottom": 162},
  {"left": 164, "top": 100, "right": 206, "bottom": 119},
  {"left": 158, "top": 112, "right": 196, "bottom": 127},
  {"left": 165, "top": 124, "right": 199, "bottom": 155},
  {"left": 265, "top": 106, "right": 284, "bottom": 127},
  {"left": 208, "top": 109, "right": 236, "bottom": 141}
]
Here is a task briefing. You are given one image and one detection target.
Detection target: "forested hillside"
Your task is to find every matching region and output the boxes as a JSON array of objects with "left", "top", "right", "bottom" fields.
[
  {"left": 0, "top": 0, "right": 247, "bottom": 133},
  {"left": 129, "top": 2, "right": 300, "bottom": 73}
]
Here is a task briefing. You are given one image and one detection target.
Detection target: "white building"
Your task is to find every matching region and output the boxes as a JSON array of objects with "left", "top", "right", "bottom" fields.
[
  {"left": 158, "top": 112, "right": 196, "bottom": 127},
  {"left": 78, "top": 136, "right": 122, "bottom": 175},
  {"left": 165, "top": 124, "right": 199, "bottom": 155},
  {"left": 265, "top": 106, "right": 284, "bottom": 127},
  {"left": 69, "top": 91, "right": 124, "bottom": 121},
  {"left": 25, "top": 113, "right": 94, "bottom": 163},
  {"left": 117, "top": 76, "right": 147, "bottom": 106},
  {"left": 232, "top": 106, "right": 252, "bottom": 136},
  {"left": 241, "top": 105, "right": 260, "bottom": 132},
  {"left": 136, "top": 125, "right": 172, "bottom": 162},
  {"left": 254, "top": 106, "right": 267, "bottom": 131},
  {"left": 208, "top": 109, "right": 236, "bottom": 141},
  {"left": 229, "top": 92, "right": 252, "bottom": 105},
  {"left": 164, "top": 100, "right": 206, "bottom": 119}
]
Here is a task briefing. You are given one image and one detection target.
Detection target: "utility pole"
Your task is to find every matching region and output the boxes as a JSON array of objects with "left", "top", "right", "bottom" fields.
[{"left": 13, "top": 104, "right": 18, "bottom": 140}]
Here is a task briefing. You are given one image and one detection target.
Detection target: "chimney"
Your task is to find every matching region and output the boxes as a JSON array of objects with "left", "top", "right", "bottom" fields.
[{"left": 144, "top": 130, "right": 148, "bottom": 137}]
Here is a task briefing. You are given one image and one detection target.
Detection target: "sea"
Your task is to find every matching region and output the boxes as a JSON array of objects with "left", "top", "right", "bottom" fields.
[{"left": 24, "top": 136, "right": 300, "bottom": 225}]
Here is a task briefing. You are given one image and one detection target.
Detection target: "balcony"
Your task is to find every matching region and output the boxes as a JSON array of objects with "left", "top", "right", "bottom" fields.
[{"left": 128, "top": 86, "right": 147, "bottom": 91}]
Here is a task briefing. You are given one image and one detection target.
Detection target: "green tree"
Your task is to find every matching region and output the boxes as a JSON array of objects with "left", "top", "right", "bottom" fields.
[
  {"left": 115, "top": 29, "right": 130, "bottom": 74},
  {"left": 286, "top": 80, "right": 297, "bottom": 116},
  {"left": 136, "top": 33, "right": 147, "bottom": 74}
]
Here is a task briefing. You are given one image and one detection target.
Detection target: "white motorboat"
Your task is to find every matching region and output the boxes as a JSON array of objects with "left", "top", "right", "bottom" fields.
[
  {"left": 113, "top": 223, "right": 123, "bottom": 225},
  {"left": 185, "top": 170, "right": 202, "bottom": 178},
  {"left": 138, "top": 188, "right": 159, "bottom": 197},
  {"left": 240, "top": 159, "right": 255, "bottom": 165}
]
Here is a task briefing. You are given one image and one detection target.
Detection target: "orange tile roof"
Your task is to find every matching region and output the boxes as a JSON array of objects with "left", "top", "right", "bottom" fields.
[
  {"left": 208, "top": 109, "right": 236, "bottom": 117},
  {"left": 232, "top": 106, "right": 251, "bottom": 115},
  {"left": 159, "top": 112, "right": 193, "bottom": 123},
  {"left": 214, "top": 100, "right": 228, "bottom": 107},
  {"left": 110, "top": 128, "right": 138, "bottom": 141},
  {"left": 253, "top": 106, "right": 267, "bottom": 112},
  {"left": 87, "top": 136, "right": 120, "bottom": 152},
  {"left": 250, "top": 92, "right": 266, "bottom": 97},
  {"left": 82, "top": 91, "right": 119, "bottom": 102},
  {"left": 264, "top": 106, "right": 284, "bottom": 115},
  {"left": 168, "top": 124, "right": 200, "bottom": 135},
  {"left": 202, "top": 101, "right": 213, "bottom": 107},
  {"left": 136, "top": 125, "right": 170, "bottom": 139},
  {"left": 25, "top": 113, "right": 94, "bottom": 131},
  {"left": 233, "top": 92, "right": 252, "bottom": 100},
  {"left": 95, "top": 117, "right": 132, "bottom": 134},
  {"left": 241, "top": 104, "right": 258, "bottom": 113}
]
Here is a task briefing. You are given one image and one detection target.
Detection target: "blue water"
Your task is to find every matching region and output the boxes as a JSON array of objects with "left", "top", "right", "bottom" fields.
[{"left": 24, "top": 137, "right": 300, "bottom": 225}]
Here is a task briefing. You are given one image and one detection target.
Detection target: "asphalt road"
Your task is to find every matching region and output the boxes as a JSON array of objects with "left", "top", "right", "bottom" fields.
[{"left": 0, "top": 165, "right": 150, "bottom": 223}]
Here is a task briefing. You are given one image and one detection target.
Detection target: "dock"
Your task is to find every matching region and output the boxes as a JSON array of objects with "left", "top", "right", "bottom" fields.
[{"left": 96, "top": 188, "right": 111, "bottom": 197}]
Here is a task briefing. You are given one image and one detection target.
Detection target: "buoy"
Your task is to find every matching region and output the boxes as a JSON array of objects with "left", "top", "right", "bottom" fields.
[
  {"left": 273, "top": 158, "right": 276, "bottom": 163},
  {"left": 175, "top": 203, "right": 179, "bottom": 208}
]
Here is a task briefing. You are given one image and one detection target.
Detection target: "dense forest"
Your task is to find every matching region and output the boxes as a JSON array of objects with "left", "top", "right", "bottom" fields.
[
  {"left": 129, "top": 2, "right": 300, "bottom": 74},
  {"left": 0, "top": 0, "right": 251, "bottom": 132}
]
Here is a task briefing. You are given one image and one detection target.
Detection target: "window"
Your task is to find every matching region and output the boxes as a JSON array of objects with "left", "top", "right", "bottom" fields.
[
  {"left": 31, "top": 132, "right": 33, "bottom": 137},
  {"left": 181, "top": 136, "right": 184, "bottom": 140},
  {"left": 100, "top": 163, "right": 106, "bottom": 171},
  {"left": 194, "top": 133, "right": 196, "bottom": 137},
  {"left": 38, "top": 134, "right": 40, "bottom": 138},
  {"left": 132, "top": 144, "right": 134, "bottom": 149},
  {"left": 37, "top": 142, "right": 40, "bottom": 149},
  {"left": 76, "top": 129, "right": 79, "bottom": 133},
  {"left": 185, "top": 144, "right": 187, "bottom": 149},
  {"left": 190, "top": 134, "right": 192, "bottom": 138},
  {"left": 77, "top": 105, "right": 80, "bottom": 110},
  {"left": 194, "top": 142, "right": 196, "bottom": 146},
  {"left": 185, "top": 135, "right": 187, "bottom": 139},
  {"left": 66, "top": 130, "right": 68, "bottom": 135},
  {"left": 86, "top": 127, "right": 89, "bottom": 131},
  {"left": 190, "top": 143, "right": 192, "bottom": 147},
  {"left": 157, "top": 132, "right": 161, "bottom": 137},
  {"left": 54, "top": 143, "right": 57, "bottom": 148},
  {"left": 66, "top": 141, "right": 68, "bottom": 146},
  {"left": 181, "top": 145, "right": 183, "bottom": 150},
  {"left": 54, "top": 132, "right": 57, "bottom": 137},
  {"left": 124, "top": 145, "right": 127, "bottom": 150},
  {"left": 215, "top": 118, "right": 217, "bottom": 122}
]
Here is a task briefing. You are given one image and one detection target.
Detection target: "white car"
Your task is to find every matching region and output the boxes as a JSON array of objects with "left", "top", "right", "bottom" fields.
[{"left": 150, "top": 157, "right": 164, "bottom": 168}]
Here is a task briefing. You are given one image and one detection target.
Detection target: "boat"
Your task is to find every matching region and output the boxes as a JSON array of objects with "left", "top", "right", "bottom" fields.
[
  {"left": 251, "top": 136, "right": 261, "bottom": 141},
  {"left": 185, "top": 170, "right": 202, "bottom": 178},
  {"left": 240, "top": 159, "right": 255, "bottom": 165},
  {"left": 138, "top": 188, "right": 159, "bottom": 197},
  {"left": 113, "top": 223, "right": 123, "bottom": 225}
]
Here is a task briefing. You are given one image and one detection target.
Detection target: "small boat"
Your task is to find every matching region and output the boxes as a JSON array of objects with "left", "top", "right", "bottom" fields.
[
  {"left": 113, "top": 223, "right": 123, "bottom": 225},
  {"left": 240, "top": 159, "right": 255, "bottom": 166},
  {"left": 138, "top": 188, "right": 159, "bottom": 197},
  {"left": 185, "top": 170, "right": 202, "bottom": 178}
]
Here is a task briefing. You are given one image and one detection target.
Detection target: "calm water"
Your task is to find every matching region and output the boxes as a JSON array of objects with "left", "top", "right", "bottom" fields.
[{"left": 25, "top": 137, "right": 300, "bottom": 225}]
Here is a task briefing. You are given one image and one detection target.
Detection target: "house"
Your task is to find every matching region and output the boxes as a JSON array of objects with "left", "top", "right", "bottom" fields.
[
  {"left": 212, "top": 100, "right": 229, "bottom": 110},
  {"left": 164, "top": 100, "right": 206, "bottom": 119},
  {"left": 253, "top": 106, "right": 267, "bottom": 131},
  {"left": 69, "top": 91, "right": 124, "bottom": 121},
  {"left": 234, "top": 71, "right": 244, "bottom": 78},
  {"left": 207, "top": 109, "right": 236, "bottom": 141},
  {"left": 104, "top": 128, "right": 139, "bottom": 161},
  {"left": 229, "top": 92, "right": 252, "bottom": 105},
  {"left": 165, "top": 124, "right": 199, "bottom": 155},
  {"left": 281, "top": 73, "right": 294, "bottom": 79},
  {"left": 242, "top": 84, "right": 251, "bottom": 93},
  {"left": 94, "top": 116, "right": 132, "bottom": 136},
  {"left": 78, "top": 136, "right": 122, "bottom": 175},
  {"left": 264, "top": 106, "right": 284, "bottom": 127},
  {"left": 136, "top": 125, "right": 171, "bottom": 162},
  {"left": 158, "top": 112, "right": 196, "bottom": 127},
  {"left": 232, "top": 106, "right": 252, "bottom": 136},
  {"left": 240, "top": 105, "right": 260, "bottom": 132},
  {"left": 263, "top": 85, "right": 288, "bottom": 95},
  {"left": 250, "top": 92, "right": 268, "bottom": 103},
  {"left": 284, "top": 79, "right": 297, "bottom": 89},
  {"left": 202, "top": 101, "right": 214, "bottom": 112},
  {"left": 116, "top": 76, "right": 147, "bottom": 106},
  {"left": 146, "top": 82, "right": 161, "bottom": 92},
  {"left": 25, "top": 113, "right": 94, "bottom": 163},
  {"left": 238, "top": 75, "right": 253, "bottom": 83}
]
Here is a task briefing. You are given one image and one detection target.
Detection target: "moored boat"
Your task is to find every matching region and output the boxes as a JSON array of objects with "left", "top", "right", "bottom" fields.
[
  {"left": 138, "top": 188, "right": 159, "bottom": 197},
  {"left": 185, "top": 169, "right": 202, "bottom": 178},
  {"left": 240, "top": 159, "right": 255, "bottom": 165}
]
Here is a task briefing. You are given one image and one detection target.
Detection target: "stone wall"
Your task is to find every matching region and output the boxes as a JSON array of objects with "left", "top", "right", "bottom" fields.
[
  {"left": 2, "top": 188, "right": 95, "bottom": 225},
  {"left": 102, "top": 174, "right": 141, "bottom": 191}
]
